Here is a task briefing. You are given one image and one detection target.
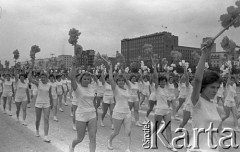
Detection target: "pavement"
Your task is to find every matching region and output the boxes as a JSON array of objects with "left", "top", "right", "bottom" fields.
[{"left": 0, "top": 91, "right": 240, "bottom": 152}]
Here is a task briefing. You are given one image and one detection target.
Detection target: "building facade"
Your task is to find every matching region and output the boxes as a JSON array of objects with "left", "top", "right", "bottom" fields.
[
  {"left": 121, "top": 32, "right": 178, "bottom": 66},
  {"left": 78, "top": 50, "right": 95, "bottom": 67},
  {"left": 57, "top": 55, "right": 73, "bottom": 69},
  {"left": 173, "top": 46, "right": 201, "bottom": 66}
]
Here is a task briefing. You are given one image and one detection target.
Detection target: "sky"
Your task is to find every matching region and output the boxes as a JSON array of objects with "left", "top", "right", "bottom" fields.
[{"left": 0, "top": 0, "right": 239, "bottom": 66}]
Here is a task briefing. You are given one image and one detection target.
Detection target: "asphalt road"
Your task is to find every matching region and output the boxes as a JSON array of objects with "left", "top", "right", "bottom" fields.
[{"left": 1, "top": 90, "right": 240, "bottom": 152}]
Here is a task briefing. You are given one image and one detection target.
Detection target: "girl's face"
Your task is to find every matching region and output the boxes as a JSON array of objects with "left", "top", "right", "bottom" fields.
[
  {"left": 169, "top": 77, "right": 173, "bottom": 83},
  {"left": 143, "top": 78, "right": 148, "bottom": 82},
  {"left": 230, "top": 78, "right": 235, "bottom": 85},
  {"left": 159, "top": 80, "right": 166, "bottom": 88},
  {"left": 6, "top": 75, "right": 10, "bottom": 81},
  {"left": 202, "top": 82, "right": 220, "bottom": 100},
  {"left": 81, "top": 75, "right": 91, "bottom": 87},
  {"left": 181, "top": 76, "right": 186, "bottom": 83},
  {"left": 117, "top": 78, "right": 125, "bottom": 88},
  {"left": 41, "top": 75, "right": 48, "bottom": 84},
  {"left": 131, "top": 76, "right": 136, "bottom": 83},
  {"left": 20, "top": 76, "right": 25, "bottom": 82},
  {"left": 62, "top": 75, "right": 66, "bottom": 79},
  {"left": 50, "top": 77, "right": 54, "bottom": 82}
]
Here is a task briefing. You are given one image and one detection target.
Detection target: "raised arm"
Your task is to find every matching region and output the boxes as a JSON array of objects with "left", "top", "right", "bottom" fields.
[
  {"left": 191, "top": 39, "right": 214, "bottom": 106},
  {"left": 14, "top": 68, "right": 19, "bottom": 83},
  {"left": 151, "top": 58, "right": 158, "bottom": 89},
  {"left": 28, "top": 70, "right": 39, "bottom": 87},
  {"left": 184, "top": 66, "right": 189, "bottom": 87},
  {"left": 108, "top": 62, "right": 116, "bottom": 90},
  {"left": 69, "top": 66, "right": 78, "bottom": 91}
]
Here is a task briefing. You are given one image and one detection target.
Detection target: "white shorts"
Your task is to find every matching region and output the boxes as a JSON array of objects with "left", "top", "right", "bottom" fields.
[
  {"left": 2, "top": 91, "right": 13, "bottom": 97},
  {"left": 72, "top": 100, "right": 77, "bottom": 106},
  {"left": 75, "top": 111, "right": 96, "bottom": 122},
  {"left": 183, "top": 104, "right": 192, "bottom": 112},
  {"left": 35, "top": 103, "right": 50, "bottom": 108},
  {"left": 149, "top": 93, "right": 156, "bottom": 101},
  {"left": 142, "top": 90, "right": 150, "bottom": 96},
  {"left": 154, "top": 108, "right": 171, "bottom": 116},
  {"left": 224, "top": 100, "right": 236, "bottom": 107},
  {"left": 112, "top": 111, "right": 131, "bottom": 120},
  {"left": 103, "top": 96, "right": 115, "bottom": 104},
  {"left": 168, "top": 95, "right": 176, "bottom": 101},
  {"left": 179, "top": 94, "right": 187, "bottom": 99},
  {"left": 15, "top": 97, "right": 28, "bottom": 102},
  {"left": 128, "top": 95, "right": 139, "bottom": 102},
  {"left": 97, "top": 92, "right": 104, "bottom": 97}
]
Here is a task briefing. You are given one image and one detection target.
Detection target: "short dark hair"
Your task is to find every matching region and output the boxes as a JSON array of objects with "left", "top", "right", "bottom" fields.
[
  {"left": 19, "top": 73, "right": 27, "bottom": 79},
  {"left": 201, "top": 71, "right": 221, "bottom": 93},
  {"left": 116, "top": 74, "right": 126, "bottom": 83},
  {"left": 129, "top": 74, "right": 137, "bottom": 81},
  {"left": 49, "top": 74, "right": 55, "bottom": 79},
  {"left": 158, "top": 75, "right": 167, "bottom": 83},
  {"left": 56, "top": 75, "right": 62, "bottom": 79}
]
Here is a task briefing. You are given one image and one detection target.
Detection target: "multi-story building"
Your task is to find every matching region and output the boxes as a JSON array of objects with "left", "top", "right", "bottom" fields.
[
  {"left": 211, "top": 52, "right": 239, "bottom": 67},
  {"left": 121, "top": 31, "right": 178, "bottom": 66},
  {"left": 173, "top": 46, "right": 201, "bottom": 66},
  {"left": 78, "top": 50, "right": 95, "bottom": 67},
  {"left": 57, "top": 55, "right": 72, "bottom": 69}
]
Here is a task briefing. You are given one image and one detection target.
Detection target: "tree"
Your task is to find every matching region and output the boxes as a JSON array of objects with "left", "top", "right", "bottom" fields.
[
  {"left": 5, "top": 60, "right": 9, "bottom": 69},
  {"left": 13, "top": 49, "right": 20, "bottom": 65},
  {"left": 116, "top": 51, "right": 125, "bottom": 68}
]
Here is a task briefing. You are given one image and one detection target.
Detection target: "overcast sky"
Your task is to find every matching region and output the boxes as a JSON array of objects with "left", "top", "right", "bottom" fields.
[{"left": 0, "top": 0, "right": 239, "bottom": 66}]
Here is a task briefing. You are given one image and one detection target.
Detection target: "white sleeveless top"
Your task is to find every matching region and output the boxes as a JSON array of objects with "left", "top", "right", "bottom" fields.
[
  {"left": 104, "top": 83, "right": 113, "bottom": 96},
  {"left": 36, "top": 82, "right": 51, "bottom": 104},
  {"left": 15, "top": 81, "right": 28, "bottom": 99},
  {"left": 142, "top": 81, "right": 150, "bottom": 95},
  {"left": 188, "top": 96, "right": 221, "bottom": 152},
  {"left": 3, "top": 79, "right": 13, "bottom": 93},
  {"left": 61, "top": 79, "right": 67, "bottom": 91},
  {"left": 225, "top": 85, "right": 237, "bottom": 102},
  {"left": 56, "top": 81, "right": 63, "bottom": 94},
  {"left": 113, "top": 86, "right": 130, "bottom": 113},
  {"left": 97, "top": 79, "right": 104, "bottom": 96},
  {"left": 128, "top": 81, "right": 139, "bottom": 97},
  {"left": 179, "top": 82, "right": 187, "bottom": 96},
  {"left": 75, "top": 84, "right": 96, "bottom": 113},
  {"left": 167, "top": 83, "right": 175, "bottom": 97},
  {"left": 49, "top": 82, "right": 57, "bottom": 97},
  {"left": 155, "top": 87, "right": 169, "bottom": 110}
]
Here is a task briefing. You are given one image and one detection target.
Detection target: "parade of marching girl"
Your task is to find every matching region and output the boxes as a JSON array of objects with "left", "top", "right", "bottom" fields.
[{"left": 1, "top": 0, "right": 240, "bottom": 152}]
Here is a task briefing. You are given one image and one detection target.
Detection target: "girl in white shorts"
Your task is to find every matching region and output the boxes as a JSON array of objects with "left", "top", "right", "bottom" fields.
[
  {"left": 31, "top": 75, "right": 39, "bottom": 105},
  {"left": 56, "top": 75, "right": 64, "bottom": 112},
  {"left": 100, "top": 74, "right": 115, "bottom": 129},
  {"left": 175, "top": 75, "right": 187, "bottom": 116},
  {"left": 140, "top": 75, "right": 150, "bottom": 106},
  {"left": 166, "top": 76, "right": 178, "bottom": 120},
  {"left": 49, "top": 74, "right": 58, "bottom": 121},
  {"left": 1, "top": 74, "right": 14, "bottom": 115},
  {"left": 69, "top": 68, "right": 97, "bottom": 152},
  {"left": 179, "top": 67, "right": 192, "bottom": 128},
  {"left": 15, "top": 72, "right": 30, "bottom": 126},
  {"left": 127, "top": 74, "right": 141, "bottom": 127},
  {"left": 0, "top": 75, "right": 3, "bottom": 105},
  {"left": 61, "top": 74, "right": 68, "bottom": 106},
  {"left": 152, "top": 63, "right": 177, "bottom": 151},
  {"left": 107, "top": 62, "right": 131, "bottom": 152},
  {"left": 28, "top": 71, "right": 53, "bottom": 143},
  {"left": 145, "top": 76, "right": 156, "bottom": 121},
  {"left": 220, "top": 75, "right": 240, "bottom": 132}
]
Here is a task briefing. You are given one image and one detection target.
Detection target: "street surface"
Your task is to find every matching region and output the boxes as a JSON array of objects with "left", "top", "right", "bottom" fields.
[{"left": 1, "top": 89, "right": 240, "bottom": 152}]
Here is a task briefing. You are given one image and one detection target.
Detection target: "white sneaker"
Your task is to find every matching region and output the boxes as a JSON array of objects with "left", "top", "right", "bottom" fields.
[
  {"left": 35, "top": 131, "right": 40, "bottom": 137},
  {"left": 22, "top": 120, "right": 27, "bottom": 126},
  {"left": 73, "top": 124, "right": 76, "bottom": 131},
  {"left": 100, "top": 120, "right": 105, "bottom": 127},
  {"left": 43, "top": 136, "right": 51, "bottom": 143},
  {"left": 107, "top": 140, "right": 114, "bottom": 150},
  {"left": 59, "top": 108, "right": 63, "bottom": 112},
  {"left": 8, "top": 111, "right": 12, "bottom": 116},
  {"left": 136, "top": 121, "right": 143, "bottom": 127},
  {"left": 53, "top": 116, "right": 58, "bottom": 122}
]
